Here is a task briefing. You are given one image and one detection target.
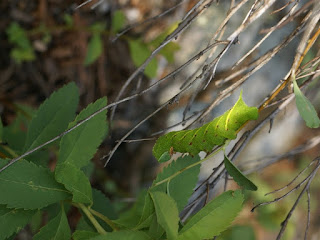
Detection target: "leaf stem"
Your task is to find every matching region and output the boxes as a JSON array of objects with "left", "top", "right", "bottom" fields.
[
  {"left": 89, "top": 208, "right": 119, "bottom": 231},
  {"left": 76, "top": 203, "right": 107, "bottom": 234}
]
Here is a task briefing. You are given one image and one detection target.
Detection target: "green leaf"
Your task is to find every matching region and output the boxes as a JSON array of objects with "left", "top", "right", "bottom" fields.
[
  {"left": 151, "top": 155, "right": 200, "bottom": 212},
  {"left": 90, "top": 189, "right": 117, "bottom": 231},
  {"left": 178, "top": 190, "right": 244, "bottom": 240},
  {"left": 217, "top": 225, "right": 256, "bottom": 240},
  {"left": 0, "top": 205, "right": 36, "bottom": 239},
  {"left": 91, "top": 230, "right": 152, "bottom": 240},
  {"left": 224, "top": 155, "right": 257, "bottom": 191},
  {"left": 6, "top": 22, "right": 35, "bottom": 63},
  {"left": 160, "top": 42, "right": 180, "bottom": 63},
  {"left": 153, "top": 92, "right": 258, "bottom": 160},
  {"left": 149, "top": 22, "right": 180, "bottom": 63},
  {"left": 128, "top": 39, "right": 158, "bottom": 78},
  {"left": 293, "top": 77, "right": 320, "bottom": 128},
  {"left": 76, "top": 216, "right": 96, "bottom": 232},
  {"left": 113, "top": 190, "right": 151, "bottom": 229},
  {"left": 30, "top": 210, "right": 42, "bottom": 233},
  {"left": 112, "top": 10, "right": 126, "bottom": 33},
  {"left": 0, "top": 159, "right": 70, "bottom": 209},
  {"left": 23, "top": 82, "right": 79, "bottom": 152},
  {"left": 134, "top": 193, "right": 155, "bottom": 230},
  {"left": 150, "top": 191, "right": 179, "bottom": 240},
  {"left": 57, "top": 97, "right": 108, "bottom": 169},
  {"left": 63, "top": 14, "right": 73, "bottom": 27},
  {"left": 73, "top": 230, "right": 100, "bottom": 240},
  {"left": 33, "top": 206, "right": 71, "bottom": 240},
  {"left": 84, "top": 33, "right": 103, "bottom": 66},
  {"left": 55, "top": 163, "right": 93, "bottom": 204},
  {"left": 148, "top": 214, "right": 165, "bottom": 240}
]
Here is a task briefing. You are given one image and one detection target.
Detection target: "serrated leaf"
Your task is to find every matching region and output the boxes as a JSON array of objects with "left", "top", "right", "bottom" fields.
[
  {"left": 0, "top": 205, "right": 36, "bottom": 239},
  {"left": 112, "top": 10, "right": 126, "bottom": 33},
  {"left": 150, "top": 191, "right": 179, "bottom": 240},
  {"left": 148, "top": 214, "right": 165, "bottom": 240},
  {"left": 23, "top": 82, "right": 79, "bottom": 152},
  {"left": 134, "top": 193, "right": 155, "bottom": 230},
  {"left": 55, "top": 163, "right": 92, "bottom": 204},
  {"left": 90, "top": 189, "right": 117, "bottom": 231},
  {"left": 151, "top": 155, "right": 200, "bottom": 212},
  {"left": 128, "top": 39, "right": 158, "bottom": 78},
  {"left": 0, "top": 159, "right": 70, "bottom": 209},
  {"left": 224, "top": 155, "right": 257, "bottom": 191},
  {"left": 33, "top": 206, "right": 71, "bottom": 240},
  {"left": 178, "top": 190, "right": 244, "bottom": 240},
  {"left": 153, "top": 92, "right": 258, "bottom": 160},
  {"left": 57, "top": 97, "right": 108, "bottom": 169},
  {"left": 92, "top": 189, "right": 117, "bottom": 219},
  {"left": 84, "top": 33, "right": 103, "bottom": 66},
  {"left": 91, "top": 230, "right": 152, "bottom": 240},
  {"left": 73, "top": 230, "right": 100, "bottom": 240},
  {"left": 113, "top": 190, "right": 150, "bottom": 229},
  {"left": 293, "top": 77, "right": 320, "bottom": 128}
]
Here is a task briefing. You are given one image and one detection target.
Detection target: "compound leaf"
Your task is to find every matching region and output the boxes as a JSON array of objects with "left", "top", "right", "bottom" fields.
[
  {"left": 134, "top": 193, "right": 155, "bottom": 230},
  {"left": 151, "top": 155, "right": 200, "bottom": 212},
  {"left": 224, "top": 155, "right": 257, "bottom": 191},
  {"left": 153, "top": 92, "right": 258, "bottom": 161},
  {"left": 0, "top": 159, "right": 70, "bottom": 209},
  {"left": 55, "top": 163, "right": 92, "bottom": 204},
  {"left": 23, "top": 82, "right": 79, "bottom": 152},
  {"left": 113, "top": 190, "right": 148, "bottom": 228},
  {"left": 150, "top": 191, "right": 179, "bottom": 240},
  {"left": 178, "top": 190, "right": 244, "bottom": 240},
  {"left": 148, "top": 214, "right": 165, "bottom": 240},
  {"left": 57, "top": 97, "right": 108, "bottom": 169},
  {"left": 33, "top": 206, "right": 71, "bottom": 240},
  {"left": 90, "top": 189, "right": 117, "bottom": 231},
  {"left": 0, "top": 205, "right": 36, "bottom": 239},
  {"left": 293, "top": 77, "right": 320, "bottom": 128}
]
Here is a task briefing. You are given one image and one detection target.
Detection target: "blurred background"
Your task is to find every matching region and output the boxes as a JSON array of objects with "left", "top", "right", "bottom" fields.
[{"left": 1, "top": 0, "right": 320, "bottom": 239}]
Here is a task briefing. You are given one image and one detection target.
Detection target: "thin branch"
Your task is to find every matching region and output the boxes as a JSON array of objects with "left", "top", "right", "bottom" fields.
[
  {"left": 276, "top": 158, "right": 320, "bottom": 240},
  {"left": 251, "top": 158, "right": 320, "bottom": 213},
  {"left": 112, "top": 0, "right": 188, "bottom": 42},
  {"left": 109, "top": 0, "right": 216, "bottom": 124},
  {"left": 304, "top": 188, "right": 311, "bottom": 240},
  {"left": 242, "top": 135, "right": 320, "bottom": 174}
]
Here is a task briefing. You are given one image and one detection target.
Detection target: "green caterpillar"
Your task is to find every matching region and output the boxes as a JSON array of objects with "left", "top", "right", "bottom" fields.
[{"left": 153, "top": 92, "right": 258, "bottom": 161}]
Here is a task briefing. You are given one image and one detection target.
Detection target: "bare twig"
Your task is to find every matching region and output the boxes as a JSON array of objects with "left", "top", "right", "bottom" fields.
[
  {"left": 276, "top": 158, "right": 320, "bottom": 240},
  {"left": 112, "top": 0, "right": 188, "bottom": 42},
  {"left": 305, "top": 188, "right": 311, "bottom": 240}
]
